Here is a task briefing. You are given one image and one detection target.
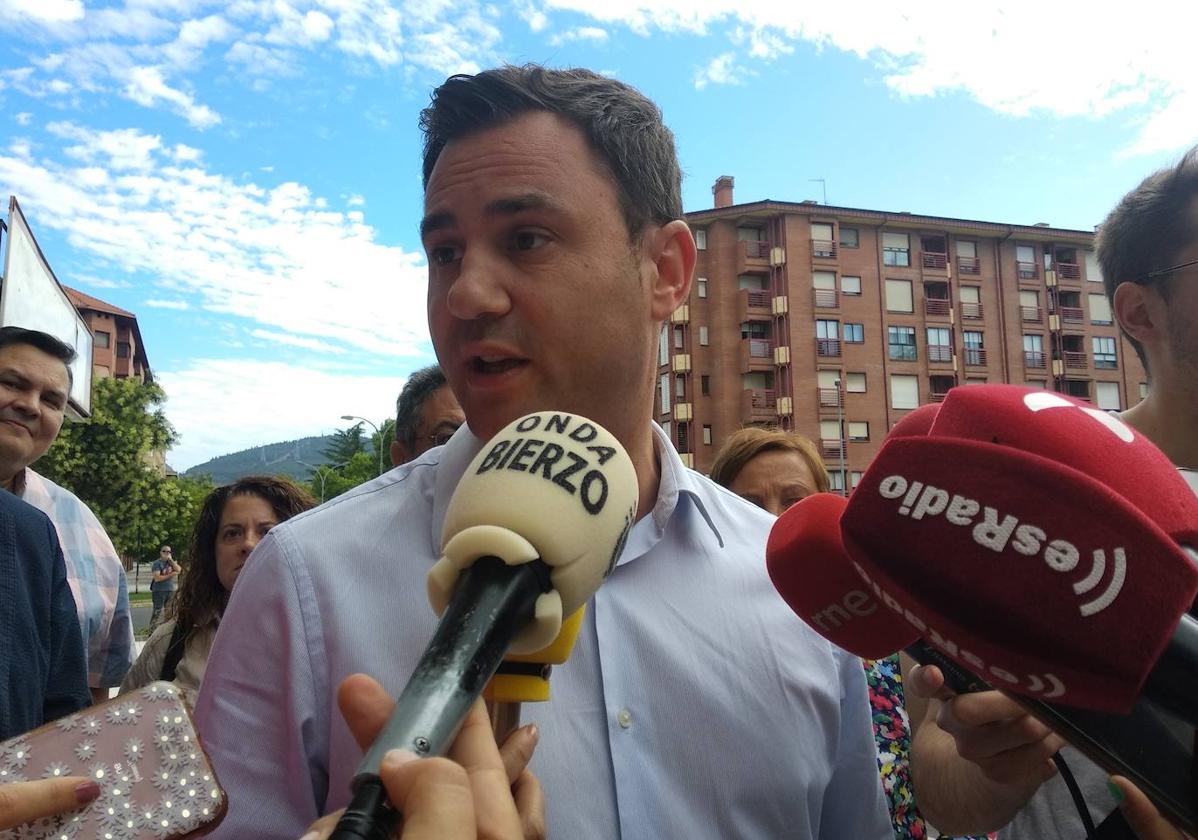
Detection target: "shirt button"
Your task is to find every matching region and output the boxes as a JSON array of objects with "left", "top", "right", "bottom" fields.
[{"left": 617, "top": 708, "right": 633, "bottom": 729}]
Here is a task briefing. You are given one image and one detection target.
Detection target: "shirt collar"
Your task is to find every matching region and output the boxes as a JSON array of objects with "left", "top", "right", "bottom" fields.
[{"left": 427, "top": 422, "right": 724, "bottom": 561}]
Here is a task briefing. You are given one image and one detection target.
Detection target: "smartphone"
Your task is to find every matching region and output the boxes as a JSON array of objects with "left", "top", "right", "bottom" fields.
[{"left": 0, "top": 681, "right": 226, "bottom": 839}]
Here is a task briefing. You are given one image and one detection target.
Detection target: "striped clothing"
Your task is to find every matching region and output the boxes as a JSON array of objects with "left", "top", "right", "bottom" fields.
[{"left": 17, "top": 468, "right": 134, "bottom": 690}]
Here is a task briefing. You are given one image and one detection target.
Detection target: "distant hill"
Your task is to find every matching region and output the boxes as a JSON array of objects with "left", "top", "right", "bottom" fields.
[{"left": 183, "top": 435, "right": 334, "bottom": 485}]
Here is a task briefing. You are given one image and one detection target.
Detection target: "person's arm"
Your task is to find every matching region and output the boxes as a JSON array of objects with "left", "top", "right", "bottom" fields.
[
  {"left": 300, "top": 676, "right": 544, "bottom": 840},
  {"left": 44, "top": 524, "right": 90, "bottom": 718},
  {"left": 194, "top": 528, "right": 330, "bottom": 840},
  {"left": 118, "top": 621, "right": 173, "bottom": 695},
  {"left": 903, "top": 655, "right": 1063, "bottom": 834},
  {"left": 151, "top": 563, "right": 171, "bottom": 582}
]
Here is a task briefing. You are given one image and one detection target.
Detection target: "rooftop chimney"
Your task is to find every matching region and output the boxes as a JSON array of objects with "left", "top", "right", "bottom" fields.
[{"left": 712, "top": 175, "right": 734, "bottom": 209}]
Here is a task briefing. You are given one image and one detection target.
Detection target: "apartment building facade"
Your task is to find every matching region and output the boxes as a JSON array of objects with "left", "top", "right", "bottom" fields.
[
  {"left": 663, "top": 176, "right": 1146, "bottom": 484},
  {"left": 65, "top": 286, "right": 152, "bottom": 383}
]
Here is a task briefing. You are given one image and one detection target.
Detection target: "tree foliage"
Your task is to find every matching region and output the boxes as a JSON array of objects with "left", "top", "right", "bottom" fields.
[
  {"left": 307, "top": 418, "right": 394, "bottom": 503},
  {"left": 34, "top": 377, "right": 213, "bottom": 563}
]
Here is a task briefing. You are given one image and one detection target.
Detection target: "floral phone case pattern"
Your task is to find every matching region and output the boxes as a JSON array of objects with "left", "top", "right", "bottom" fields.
[{"left": 0, "top": 682, "right": 225, "bottom": 840}]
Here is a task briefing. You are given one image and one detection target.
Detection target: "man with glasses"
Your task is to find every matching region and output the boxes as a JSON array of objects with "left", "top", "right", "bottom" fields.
[
  {"left": 905, "top": 146, "right": 1198, "bottom": 840},
  {"left": 388, "top": 364, "right": 465, "bottom": 466}
]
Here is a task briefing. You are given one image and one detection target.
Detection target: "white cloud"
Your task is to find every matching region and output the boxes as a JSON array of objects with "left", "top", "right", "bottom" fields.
[
  {"left": 159, "top": 358, "right": 406, "bottom": 470},
  {"left": 250, "top": 328, "right": 345, "bottom": 353},
  {"left": 694, "top": 52, "right": 745, "bottom": 90},
  {"left": 0, "top": 0, "right": 83, "bottom": 25},
  {"left": 527, "top": 0, "right": 1198, "bottom": 156},
  {"left": 0, "top": 121, "right": 432, "bottom": 360},
  {"left": 145, "top": 299, "right": 190, "bottom": 310},
  {"left": 549, "top": 26, "right": 608, "bottom": 46},
  {"left": 69, "top": 273, "right": 132, "bottom": 290},
  {"left": 14, "top": 112, "right": 32, "bottom": 126},
  {"left": 122, "top": 65, "right": 221, "bottom": 129},
  {"left": 347, "top": 194, "right": 365, "bottom": 206}
]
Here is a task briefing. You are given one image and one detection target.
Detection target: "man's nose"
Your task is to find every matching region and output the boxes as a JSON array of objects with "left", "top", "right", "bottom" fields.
[{"left": 445, "top": 250, "right": 512, "bottom": 321}]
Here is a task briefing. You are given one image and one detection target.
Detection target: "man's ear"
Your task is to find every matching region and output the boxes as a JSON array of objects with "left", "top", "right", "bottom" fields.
[
  {"left": 390, "top": 440, "right": 408, "bottom": 467},
  {"left": 1113, "top": 282, "right": 1163, "bottom": 348},
  {"left": 643, "top": 220, "right": 697, "bottom": 322}
]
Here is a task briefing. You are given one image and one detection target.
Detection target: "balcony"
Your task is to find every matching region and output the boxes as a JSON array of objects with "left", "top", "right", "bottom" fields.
[
  {"left": 925, "top": 298, "right": 951, "bottom": 317},
  {"left": 818, "top": 387, "right": 842, "bottom": 408},
  {"left": 963, "top": 347, "right": 988, "bottom": 366},
  {"left": 1017, "top": 261, "right": 1038, "bottom": 280},
  {"left": 1058, "top": 262, "right": 1081, "bottom": 280},
  {"left": 1063, "top": 351, "right": 1088, "bottom": 369},
  {"left": 743, "top": 388, "right": 778, "bottom": 420},
  {"left": 821, "top": 439, "right": 845, "bottom": 460},
  {"left": 960, "top": 301, "right": 984, "bottom": 319},
  {"left": 1024, "top": 351, "right": 1047, "bottom": 368},
  {"left": 928, "top": 344, "right": 954, "bottom": 364},
  {"left": 929, "top": 390, "right": 949, "bottom": 403},
  {"left": 741, "top": 338, "right": 774, "bottom": 373},
  {"left": 813, "top": 288, "right": 839, "bottom": 308},
  {"left": 744, "top": 240, "right": 770, "bottom": 259},
  {"left": 921, "top": 252, "right": 948, "bottom": 271},
  {"left": 1021, "top": 305, "right": 1042, "bottom": 322},
  {"left": 957, "top": 256, "right": 981, "bottom": 275},
  {"left": 812, "top": 239, "right": 837, "bottom": 259},
  {"left": 1060, "top": 306, "right": 1084, "bottom": 324},
  {"left": 738, "top": 288, "right": 772, "bottom": 322},
  {"left": 816, "top": 338, "right": 842, "bottom": 358}
]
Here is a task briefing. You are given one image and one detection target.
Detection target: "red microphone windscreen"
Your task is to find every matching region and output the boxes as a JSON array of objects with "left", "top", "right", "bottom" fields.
[
  {"left": 842, "top": 435, "right": 1198, "bottom": 713},
  {"left": 929, "top": 385, "right": 1198, "bottom": 546},
  {"left": 888, "top": 402, "right": 940, "bottom": 439},
  {"left": 767, "top": 493, "right": 919, "bottom": 659}
]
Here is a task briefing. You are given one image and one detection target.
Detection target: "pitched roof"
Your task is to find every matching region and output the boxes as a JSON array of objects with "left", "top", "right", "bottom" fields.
[{"left": 63, "top": 286, "right": 137, "bottom": 318}]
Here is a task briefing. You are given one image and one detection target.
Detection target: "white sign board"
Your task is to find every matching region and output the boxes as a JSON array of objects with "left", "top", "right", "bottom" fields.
[{"left": 0, "top": 197, "right": 92, "bottom": 417}]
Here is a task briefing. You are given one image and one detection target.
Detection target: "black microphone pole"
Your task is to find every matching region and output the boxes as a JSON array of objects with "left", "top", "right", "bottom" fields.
[{"left": 329, "top": 555, "right": 552, "bottom": 840}]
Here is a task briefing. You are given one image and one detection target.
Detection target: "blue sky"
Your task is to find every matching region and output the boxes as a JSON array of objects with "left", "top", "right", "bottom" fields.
[{"left": 1, "top": 0, "right": 1194, "bottom": 470}]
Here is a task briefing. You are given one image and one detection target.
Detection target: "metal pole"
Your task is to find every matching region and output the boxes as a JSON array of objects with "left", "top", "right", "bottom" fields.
[
  {"left": 835, "top": 378, "right": 847, "bottom": 496},
  {"left": 342, "top": 415, "right": 384, "bottom": 476}
]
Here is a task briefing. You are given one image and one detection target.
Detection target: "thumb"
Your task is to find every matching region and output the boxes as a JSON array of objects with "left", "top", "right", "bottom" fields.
[
  {"left": 0, "top": 778, "right": 100, "bottom": 831},
  {"left": 379, "top": 751, "right": 475, "bottom": 840}
]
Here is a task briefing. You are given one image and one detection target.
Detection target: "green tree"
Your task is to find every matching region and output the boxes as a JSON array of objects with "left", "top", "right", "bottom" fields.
[
  {"left": 307, "top": 418, "right": 395, "bottom": 502},
  {"left": 34, "top": 377, "right": 212, "bottom": 563}
]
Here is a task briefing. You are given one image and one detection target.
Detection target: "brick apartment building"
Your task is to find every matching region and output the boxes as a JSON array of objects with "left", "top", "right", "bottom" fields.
[
  {"left": 65, "top": 286, "right": 152, "bottom": 383},
  {"left": 664, "top": 176, "right": 1146, "bottom": 486}
]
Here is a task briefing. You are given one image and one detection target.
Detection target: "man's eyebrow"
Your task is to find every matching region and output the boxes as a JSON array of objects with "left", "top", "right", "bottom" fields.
[{"left": 419, "top": 193, "right": 559, "bottom": 241}]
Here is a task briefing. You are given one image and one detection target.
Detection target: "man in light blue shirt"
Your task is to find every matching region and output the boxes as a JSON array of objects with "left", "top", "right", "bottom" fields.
[{"left": 195, "top": 64, "right": 890, "bottom": 840}]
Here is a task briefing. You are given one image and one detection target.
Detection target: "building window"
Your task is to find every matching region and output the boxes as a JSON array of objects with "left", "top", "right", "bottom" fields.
[
  {"left": 659, "top": 374, "right": 670, "bottom": 414},
  {"left": 1023, "top": 334, "right": 1045, "bottom": 368},
  {"left": 1085, "top": 250, "right": 1103, "bottom": 283},
  {"left": 697, "top": 277, "right": 708, "bottom": 298},
  {"left": 1027, "top": 379, "right": 1048, "bottom": 389},
  {"left": 811, "top": 223, "right": 835, "bottom": 258},
  {"left": 658, "top": 328, "right": 669, "bottom": 365},
  {"left": 117, "top": 342, "right": 131, "bottom": 359},
  {"left": 1089, "top": 293, "right": 1113, "bottom": 324},
  {"left": 703, "top": 425, "right": 713, "bottom": 446},
  {"left": 94, "top": 330, "right": 111, "bottom": 348},
  {"left": 956, "top": 240, "right": 977, "bottom": 258},
  {"left": 694, "top": 229, "right": 707, "bottom": 250},
  {"left": 701, "top": 375, "right": 710, "bottom": 396},
  {"left": 828, "top": 471, "right": 846, "bottom": 492},
  {"left": 673, "top": 326, "right": 684, "bottom": 349},
  {"left": 846, "top": 372, "right": 866, "bottom": 393},
  {"left": 841, "top": 275, "right": 862, "bottom": 295},
  {"left": 675, "top": 374, "right": 686, "bottom": 398},
  {"left": 1093, "top": 336, "right": 1117, "bottom": 369},
  {"left": 1140, "top": 382, "right": 1149, "bottom": 400},
  {"left": 850, "top": 471, "right": 863, "bottom": 489},
  {"left": 737, "top": 226, "right": 765, "bottom": 241},
  {"left": 891, "top": 374, "right": 919, "bottom": 409},
  {"left": 1095, "top": 382, "right": 1121, "bottom": 411},
  {"left": 848, "top": 421, "right": 870, "bottom": 441},
  {"left": 885, "top": 279, "right": 913, "bottom": 313},
  {"left": 844, "top": 322, "right": 864, "bottom": 344},
  {"left": 840, "top": 227, "right": 859, "bottom": 248},
  {"left": 888, "top": 326, "right": 917, "bottom": 361},
  {"left": 741, "top": 321, "right": 769, "bottom": 339},
  {"left": 1016, "top": 244, "right": 1037, "bottom": 279},
  {"left": 882, "top": 232, "right": 910, "bottom": 267},
  {"left": 816, "top": 320, "right": 839, "bottom": 340},
  {"left": 699, "top": 326, "right": 709, "bottom": 346},
  {"left": 1063, "top": 379, "right": 1090, "bottom": 400}
]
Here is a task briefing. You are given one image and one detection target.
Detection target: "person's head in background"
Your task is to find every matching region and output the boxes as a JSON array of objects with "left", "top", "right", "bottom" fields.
[
  {"left": 390, "top": 365, "right": 465, "bottom": 466},
  {"left": 710, "top": 427, "right": 830, "bottom": 516},
  {"left": 0, "top": 327, "right": 75, "bottom": 489},
  {"left": 1098, "top": 144, "right": 1198, "bottom": 468},
  {"left": 171, "top": 476, "right": 316, "bottom": 635}
]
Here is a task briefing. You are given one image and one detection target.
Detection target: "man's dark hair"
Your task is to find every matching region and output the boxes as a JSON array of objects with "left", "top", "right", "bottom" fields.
[
  {"left": 420, "top": 64, "right": 683, "bottom": 239},
  {"left": 0, "top": 326, "right": 77, "bottom": 387},
  {"left": 395, "top": 365, "right": 448, "bottom": 450},
  {"left": 1096, "top": 145, "right": 1198, "bottom": 373}
]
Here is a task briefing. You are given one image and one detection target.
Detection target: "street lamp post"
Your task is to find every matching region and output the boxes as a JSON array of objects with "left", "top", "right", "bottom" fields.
[
  {"left": 297, "top": 460, "right": 347, "bottom": 504},
  {"left": 340, "top": 415, "right": 385, "bottom": 476}
]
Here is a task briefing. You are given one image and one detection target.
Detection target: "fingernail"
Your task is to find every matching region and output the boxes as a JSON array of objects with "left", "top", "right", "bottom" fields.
[
  {"left": 75, "top": 781, "right": 102, "bottom": 804},
  {"left": 1107, "top": 779, "right": 1126, "bottom": 804},
  {"left": 298, "top": 832, "right": 321, "bottom": 840},
  {"left": 522, "top": 723, "right": 540, "bottom": 743},
  {"left": 381, "top": 749, "right": 419, "bottom": 771}
]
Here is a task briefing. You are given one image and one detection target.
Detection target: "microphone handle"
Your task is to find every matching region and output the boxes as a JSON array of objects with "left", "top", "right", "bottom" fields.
[
  {"left": 489, "top": 700, "right": 523, "bottom": 743},
  {"left": 904, "top": 639, "right": 991, "bottom": 694},
  {"left": 330, "top": 554, "right": 550, "bottom": 840}
]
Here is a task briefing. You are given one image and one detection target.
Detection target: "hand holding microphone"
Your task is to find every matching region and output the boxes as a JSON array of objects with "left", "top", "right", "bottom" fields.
[{"left": 329, "top": 412, "right": 637, "bottom": 840}]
